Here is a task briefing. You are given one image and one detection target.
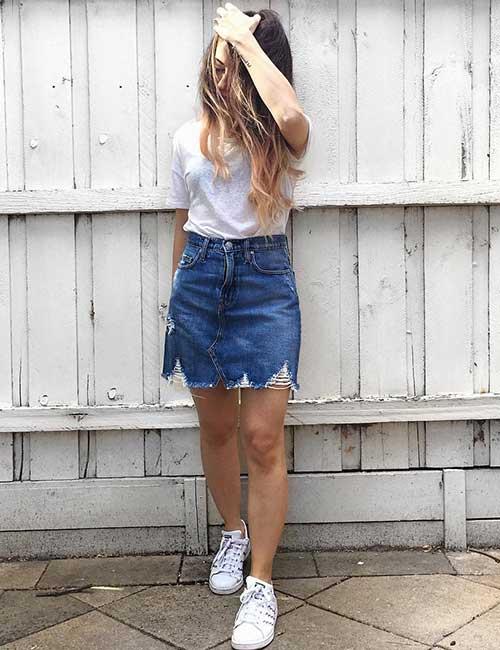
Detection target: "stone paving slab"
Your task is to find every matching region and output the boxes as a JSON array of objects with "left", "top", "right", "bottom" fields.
[
  {"left": 314, "top": 549, "right": 454, "bottom": 576},
  {"left": 0, "top": 560, "right": 48, "bottom": 589},
  {"left": 180, "top": 553, "right": 252, "bottom": 583},
  {"left": 4, "top": 551, "right": 500, "bottom": 649},
  {"left": 0, "top": 609, "right": 170, "bottom": 649},
  {"left": 213, "top": 602, "right": 431, "bottom": 649},
  {"left": 70, "top": 584, "right": 149, "bottom": 607},
  {"left": 272, "top": 551, "right": 317, "bottom": 578},
  {"left": 0, "top": 589, "right": 93, "bottom": 646},
  {"left": 308, "top": 574, "right": 500, "bottom": 646},
  {"left": 438, "top": 602, "right": 500, "bottom": 650},
  {"left": 466, "top": 548, "right": 500, "bottom": 562},
  {"left": 485, "top": 548, "right": 500, "bottom": 561},
  {"left": 180, "top": 550, "right": 317, "bottom": 584},
  {"left": 272, "top": 576, "right": 347, "bottom": 600},
  {"left": 445, "top": 551, "right": 500, "bottom": 575},
  {"left": 99, "top": 583, "right": 302, "bottom": 650},
  {"left": 462, "top": 575, "right": 500, "bottom": 591},
  {"left": 180, "top": 555, "right": 215, "bottom": 582},
  {"left": 37, "top": 554, "right": 181, "bottom": 588}
]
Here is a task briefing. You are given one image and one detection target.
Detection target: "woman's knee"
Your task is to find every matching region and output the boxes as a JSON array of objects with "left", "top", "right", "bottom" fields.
[
  {"left": 192, "top": 385, "right": 239, "bottom": 444},
  {"left": 241, "top": 422, "right": 284, "bottom": 463}
]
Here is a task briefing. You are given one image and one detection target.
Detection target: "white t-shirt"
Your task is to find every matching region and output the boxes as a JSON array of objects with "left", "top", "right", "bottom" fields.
[{"left": 167, "top": 114, "right": 313, "bottom": 239}]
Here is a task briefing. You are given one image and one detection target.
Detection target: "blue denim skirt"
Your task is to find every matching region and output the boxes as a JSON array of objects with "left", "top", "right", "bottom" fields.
[{"left": 162, "top": 231, "right": 301, "bottom": 390}]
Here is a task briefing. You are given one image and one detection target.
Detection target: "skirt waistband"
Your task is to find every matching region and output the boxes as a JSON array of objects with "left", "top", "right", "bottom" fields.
[{"left": 186, "top": 230, "right": 288, "bottom": 252}]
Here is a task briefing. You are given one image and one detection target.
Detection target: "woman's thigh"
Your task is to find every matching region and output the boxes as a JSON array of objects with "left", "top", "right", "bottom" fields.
[
  {"left": 238, "top": 386, "right": 291, "bottom": 451},
  {"left": 190, "top": 380, "right": 240, "bottom": 436}
]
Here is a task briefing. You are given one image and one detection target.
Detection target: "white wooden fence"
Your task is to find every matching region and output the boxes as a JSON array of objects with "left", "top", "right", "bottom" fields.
[{"left": 1, "top": 0, "right": 500, "bottom": 558}]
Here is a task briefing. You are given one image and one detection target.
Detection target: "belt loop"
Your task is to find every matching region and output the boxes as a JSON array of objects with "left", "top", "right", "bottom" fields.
[
  {"left": 244, "top": 238, "right": 251, "bottom": 263},
  {"left": 201, "top": 236, "right": 209, "bottom": 261}
]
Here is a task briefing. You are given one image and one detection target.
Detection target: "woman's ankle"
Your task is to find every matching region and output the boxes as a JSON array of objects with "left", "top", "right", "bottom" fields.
[{"left": 223, "top": 518, "right": 245, "bottom": 536}]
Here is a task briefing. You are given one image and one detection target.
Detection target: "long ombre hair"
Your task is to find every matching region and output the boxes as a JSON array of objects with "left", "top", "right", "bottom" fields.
[{"left": 196, "top": 9, "right": 306, "bottom": 236}]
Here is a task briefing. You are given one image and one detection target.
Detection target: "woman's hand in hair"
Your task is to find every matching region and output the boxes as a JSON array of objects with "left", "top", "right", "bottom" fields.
[{"left": 213, "top": 2, "right": 261, "bottom": 47}]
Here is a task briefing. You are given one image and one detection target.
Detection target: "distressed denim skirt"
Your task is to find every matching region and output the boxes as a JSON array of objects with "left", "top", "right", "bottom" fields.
[{"left": 162, "top": 231, "right": 301, "bottom": 390}]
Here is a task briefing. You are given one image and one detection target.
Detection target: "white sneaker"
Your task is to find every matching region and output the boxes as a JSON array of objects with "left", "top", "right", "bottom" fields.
[
  {"left": 209, "top": 518, "right": 251, "bottom": 595},
  {"left": 231, "top": 575, "right": 278, "bottom": 650}
]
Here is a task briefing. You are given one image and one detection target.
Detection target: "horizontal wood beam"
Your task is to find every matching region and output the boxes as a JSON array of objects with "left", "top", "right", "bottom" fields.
[
  {"left": 0, "top": 471, "right": 443, "bottom": 532},
  {"left": 0, "top": 179, "right": 499, "bottom": 215},
  {"left": 1, "top": 393, "right": 500, "bottom": 432}
]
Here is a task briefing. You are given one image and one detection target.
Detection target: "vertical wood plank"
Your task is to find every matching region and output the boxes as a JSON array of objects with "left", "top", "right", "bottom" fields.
[
  {"left": 3, "top": 0, "right": 23, "bottom": 187},
  {"left": 141, "top": 214, "right": 161, "bottom": 404},
  {"left": 0, "top": 216, "right": 11, "bottom": 406},
  {"left": 30, "top": 432, "right": 79, "bottom": 480},
  {"left": 9, "top": 218, "right": 28, "bottom": 410},
  {"left": 69, "top": 2, "right": 95, "bottom": 409},
  {"left": 3, "top": 0, "right": 27, "bottom": 412},
  {"left": 88, "top": 0, "right": 143, "bottom": 405},
  {"left": 358, "top": 209, "right": 407, "bottom": 397},
  {"left": 21, "top": 1, "right": 77, "bottom": 408},
  {"left": 472, "top": 0, "right": 491, "bottom": 180},
  {"left": 0, "top": 433, "right": 13, "bottom": 482},
  {"left": 408, "top": 421, "right": 426, "bottom": 468},
  {"left": 69, "top": 0, "right": 90, "bottom": 187},
  {"left": 92, "top": 213, "right": 143, "bottom": 404},
  {"left": 490, "top": 3, "right": 500, "bottom": 400},
  {"left": 145, "top": 429, "right": 161, "bottom": 476},
  {"left": 338, "top": 0, "right": 356, "bottom": 184},
  {"left": 341, "top": 424, "right": 361, "bottom": 470},
  {"left": 472, "top": 206, "right": 490, "bottom": 395},
  {"left": 162, "top": 427, "right": 202, "bottom": 476},
  {"left": 75, "top": 215, "right": 95, "bottom": 406},
  {"left": 339, "top": 209, "right": 360, "bottom": 397},
  {"left": 0, "top": 2, "right": 7, "bottom": 189},
  {"left": 424, "top": 207, "right": 474, "bottom": 395},
  {"left": 404, "top": 207, "right": 425, "bottom": 397},
  {"left": 26, "top": 215, "right": 78, "bottom": 407},
  {"left": 137, "top": 1, "right": 161, "bottom": 405},
  {"left": 357, "top": 0, "right": 404, "bottom": 181},
  {"left": 491, "top": 421, "right": 500, "bottom": 467},
  {"left": 402, "top": 0, "right": 425, "bottom": 475},
  {"left": 473, "top": 419, "right": 490, "bottom": 466},
  {"left": 294, "top": 424, "right": 342, "bottom": 472},
  {"left": 0, "top": 3, "right": 10, "bottom": 401},
  {"left": 79, "top": 430, "right": 97, "bottom": 478},
  {"left": 96, "top": 430, "right": 145, "bottom": 478},
  {"left": 13, "top": 432, "right": 30, "bottom": 481},
  {"left": 361, "top": 423, "right": 410, "bottom": 470},
  {"left": 492, "top": 0, "right": 500, "bottom": 180},
  {"left": 490, "top": 207, "right": 500, "bottom": 392},
  {"left": 426, "top": 420, "right": 474, "bottom": 468},
  {"left": 21, "top": 0, "right": 73, "bottom": 189},
  {"left": 424, "top": 1, "right": 473, "bottom": 180},
  {"left": 294, "top": 210, "right": 341, "bottom": 398},
  {"left": 403, "top": 0, "right": 424, "bottom": 182}
]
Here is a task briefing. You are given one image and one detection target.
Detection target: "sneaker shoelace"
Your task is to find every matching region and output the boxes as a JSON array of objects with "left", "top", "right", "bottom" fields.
[
  {"left": 235, "top": 583, "right": 276, "bottom": 628},
  {"left": 212, "top": 535, "right": 248, "bottom": 577}
]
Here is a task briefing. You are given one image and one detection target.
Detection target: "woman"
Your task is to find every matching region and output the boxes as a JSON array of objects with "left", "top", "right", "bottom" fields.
[{"left": 162, "top": 4, "right": 313, "bottom": 649}]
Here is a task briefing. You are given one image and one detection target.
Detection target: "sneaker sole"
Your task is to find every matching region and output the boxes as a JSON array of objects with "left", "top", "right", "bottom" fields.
[
  {"left": 231, "top": 628, "right": 275, "bottom": 650},
  {"left": 209, "top": 540, "right": 251, "bottom": 595}
]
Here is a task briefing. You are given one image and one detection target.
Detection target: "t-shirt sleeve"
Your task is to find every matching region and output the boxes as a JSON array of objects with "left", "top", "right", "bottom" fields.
[
  {"left": 168, "top": 129, "right": 190, "bottom": 209},
  {"left": 289, "top": 113, "right": 313, "bottom": 162}
]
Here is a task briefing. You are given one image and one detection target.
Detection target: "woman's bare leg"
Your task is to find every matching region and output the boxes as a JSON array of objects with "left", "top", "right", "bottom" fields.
[
  {"left": 238, "top": 386, "right": 291, "bottom": 582},
  {"left": 191, "top": 381, "right": 244, "bottom": 534}
]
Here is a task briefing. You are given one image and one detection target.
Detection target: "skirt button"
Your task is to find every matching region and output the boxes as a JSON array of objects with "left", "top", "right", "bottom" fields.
[{"left": 224, "top": 241, "right": 233, "bottom": 250}]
